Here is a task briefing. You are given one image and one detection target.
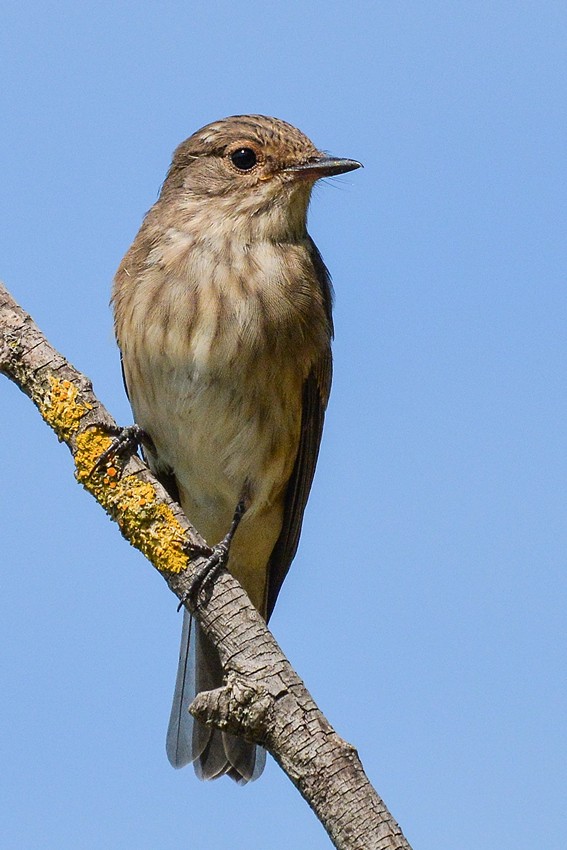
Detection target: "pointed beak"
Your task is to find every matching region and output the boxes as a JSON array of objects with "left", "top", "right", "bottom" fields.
[{"left": 283, "top": 156, "right": 363, "bottom": 180}]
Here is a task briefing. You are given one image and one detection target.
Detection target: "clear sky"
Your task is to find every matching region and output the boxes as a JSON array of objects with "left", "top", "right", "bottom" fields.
[{"left": 1, "top": 2, "right": 565, "bottom": 848}]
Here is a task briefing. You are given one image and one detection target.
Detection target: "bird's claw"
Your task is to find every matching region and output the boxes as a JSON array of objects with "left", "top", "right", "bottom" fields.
[
  {"left": 90, "top": 424, "right": 149, "bottom": 478},
  {"left": 177, "top": 496, "right": 248, "bottom": 611},
  {"left": 177, "top": 541, "right": 229, "bottom": 611}
]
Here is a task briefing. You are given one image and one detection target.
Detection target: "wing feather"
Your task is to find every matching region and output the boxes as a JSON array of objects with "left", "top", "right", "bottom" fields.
[{"left": 266, "top": 240, "right": 333, "bottom": 619}]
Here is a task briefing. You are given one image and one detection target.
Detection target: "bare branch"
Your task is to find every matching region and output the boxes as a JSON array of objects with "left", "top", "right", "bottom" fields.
[{"left": 0, "top": 280, "right": 413, "bottom": 850}]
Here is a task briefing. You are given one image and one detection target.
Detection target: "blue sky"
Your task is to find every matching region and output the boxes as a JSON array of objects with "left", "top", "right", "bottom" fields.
[{"left": 1, "top": 2, "right": 566, "bottom": 848}]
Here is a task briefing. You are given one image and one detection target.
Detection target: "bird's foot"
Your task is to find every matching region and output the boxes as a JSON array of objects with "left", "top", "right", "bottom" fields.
[
  {"left": 90, "top": 424, "right": 152, "bottom": 478},
  {"left": 178, "top": 498, "right": 248, "bottom": 611}
]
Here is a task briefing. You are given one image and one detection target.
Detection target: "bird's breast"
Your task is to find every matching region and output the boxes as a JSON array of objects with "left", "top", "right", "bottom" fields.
[{"left": 115, "top": 237, "right": 328, "bottom": 524}]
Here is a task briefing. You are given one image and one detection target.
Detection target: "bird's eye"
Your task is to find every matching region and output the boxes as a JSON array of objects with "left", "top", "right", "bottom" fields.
[{"left": 230, "top": 148, "right": 258, "bottom": 171}]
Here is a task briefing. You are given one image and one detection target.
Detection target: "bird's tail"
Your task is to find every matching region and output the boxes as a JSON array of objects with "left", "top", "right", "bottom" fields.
[{"left": 166, "top": 609, "right": 266, "bottom": 783}]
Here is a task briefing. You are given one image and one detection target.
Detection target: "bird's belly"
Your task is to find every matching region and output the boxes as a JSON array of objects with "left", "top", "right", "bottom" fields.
[{"left": 127, "top": 355, "right": 302, "bottom": 542}]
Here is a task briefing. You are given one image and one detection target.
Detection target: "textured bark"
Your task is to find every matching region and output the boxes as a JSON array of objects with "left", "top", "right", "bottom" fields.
[{"left": 0, "top": 280, "right": 413, "bottom": 850}]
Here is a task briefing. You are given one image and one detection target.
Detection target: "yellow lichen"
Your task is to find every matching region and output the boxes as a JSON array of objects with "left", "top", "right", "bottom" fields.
[
  {"left": 75, "top": 429, "right": 189, "bottom": 575},
  {"left": 39, "top": 375, "right": 189, "bottom": 576},
  {"left": 74, "top": 429, "right": 114, "bottom": 482},
  {"left": 40, "top": 376, "right": 92, "bottom": 441}
]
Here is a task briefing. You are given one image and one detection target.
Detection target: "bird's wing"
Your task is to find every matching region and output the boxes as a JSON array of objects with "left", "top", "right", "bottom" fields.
[{"left": 265, "top": 241, "right": 333, "bottom": 620}]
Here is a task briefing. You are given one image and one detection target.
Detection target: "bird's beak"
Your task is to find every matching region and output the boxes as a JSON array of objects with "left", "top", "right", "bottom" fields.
[{"left": 283, "top": 156, "right": 363, "bottom": 180}]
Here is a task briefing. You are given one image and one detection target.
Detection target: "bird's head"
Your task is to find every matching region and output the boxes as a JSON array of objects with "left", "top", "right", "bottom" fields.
[{"left": 161, "top": 115, "right": 361, "bottom": 241}]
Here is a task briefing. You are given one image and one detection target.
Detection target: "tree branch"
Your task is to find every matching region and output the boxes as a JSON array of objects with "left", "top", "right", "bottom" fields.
[{"left": 0, "top": 280, "right": 413, "bottom": 850}]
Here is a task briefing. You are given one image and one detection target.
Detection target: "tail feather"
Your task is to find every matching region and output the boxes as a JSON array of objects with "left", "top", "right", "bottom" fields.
[
  {"left": 166, "top": 609, "right": 265, "bottom": 783},
  {"left": 166, "top": 610, "right": 194, "bottom": 768}
]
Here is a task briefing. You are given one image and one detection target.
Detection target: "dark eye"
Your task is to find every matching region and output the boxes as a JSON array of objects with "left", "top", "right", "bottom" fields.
[{"left": 230, "top": 147, "right": 258, "bottom": 171}]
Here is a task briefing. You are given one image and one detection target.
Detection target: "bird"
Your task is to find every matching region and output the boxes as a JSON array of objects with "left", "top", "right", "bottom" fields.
[{"left": 112, "top": 114, "right": 361, "bottom": 783}]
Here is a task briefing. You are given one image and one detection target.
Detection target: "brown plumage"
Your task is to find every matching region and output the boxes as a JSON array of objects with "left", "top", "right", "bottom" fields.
[{"left": 112, "top": 115, "right": 360, "bottom": 783}]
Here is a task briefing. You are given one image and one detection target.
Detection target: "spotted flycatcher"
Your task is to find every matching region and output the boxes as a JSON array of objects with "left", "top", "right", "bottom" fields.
[{"left": 112, "top": 115, "right": 361, "bottom": 783}]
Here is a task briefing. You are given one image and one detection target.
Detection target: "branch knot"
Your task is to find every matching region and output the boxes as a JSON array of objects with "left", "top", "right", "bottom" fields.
[{"left": 190, "top": 672, "right": 273, "bottom": 743}]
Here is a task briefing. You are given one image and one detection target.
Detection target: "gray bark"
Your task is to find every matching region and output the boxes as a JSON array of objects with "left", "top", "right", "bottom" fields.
[{"left": 0, "top": 281, "right": 413, "bottom": 850}]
